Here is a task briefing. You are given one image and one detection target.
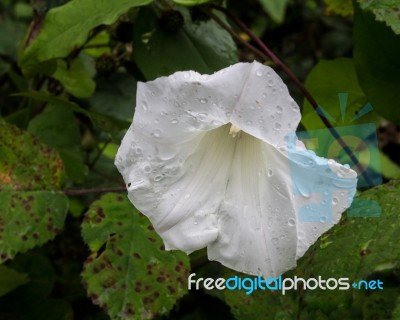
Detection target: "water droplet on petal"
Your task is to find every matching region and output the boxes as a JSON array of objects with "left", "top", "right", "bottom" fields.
[
  {"left": 272, "top": 237, "right": 279, "bottom": 245},
  {"left": 274, "top": 123, "right": 281, "bottom": 130},
  {"left": 276, "top": 105, "right": 283, "bottom": 113},
  {"left": 288, "top": 218, "right": 295, "bottom": 226},
  {"left": 256, "top": 69, "right": 263, "bottom": 77},
  {"left": 135, "top": 147, "right": 142, "bottom": 155},
  {"left": 152, "top": 129, "right": 161, "bottom": 138},
  {"left": 267, "top": 169, "right": 273, "bottom": 177},
  {"left": 320, "top": 216, "right": 328, "bottom": 223},
  {"left": 154, "top": 175, "right": 163, "bottom": 182},
  {"left": 262, "top": 92, "right": 267, "bottom": 99},
  {"left": 171, "top": 119, "right": 178, "bottom": 124},
  {"left": 184, "top": 193, "right": 191, "bottom": 199},
  {"left": 154, "top": 119, "right": 159, "bottom": 124},
  {"left": 144, "top": 165, "right": 151, "bottom": 173},
  {"left": 332, "top": 197, "right": 338, "bottom": 205},
  {"left": 246, "top": 120, "right": 253, "bottom": 125},
  {"left": 142, "top": 102, "right": 148, "bottom": 111},
  {"left": 199, "top": 98, "right": 208, "bottom": 104},
  {"left": 298, "top": 231, "right": 305, "bottom": 239}
]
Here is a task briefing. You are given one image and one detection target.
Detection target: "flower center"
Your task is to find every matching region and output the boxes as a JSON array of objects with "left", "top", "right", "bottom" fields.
[{"left": 229, "top": 124, "right": 241, "bottom": 138}]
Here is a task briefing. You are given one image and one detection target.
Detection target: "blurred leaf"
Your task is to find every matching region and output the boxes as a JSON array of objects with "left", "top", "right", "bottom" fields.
[
  {"left": 302, "top": 58, "right": 375, "bottom": 130},
  {"left": 134, "top": 7, "right": 237, "bottom": 80},
  {"left": 0, "top": 19, "right": 27, "bottom": 56},
  {"left": 81, "top": 193, "right": 190, "bottom": 320},
  {"left": 90, "top": 72, "right": 136, "bottom": 122},
  {"left": 0, "top": 265, "right": 29, "bottom": 297},
  {"left": 0, "top": 253, "right": 74, "bottom": 320},
  {"left": 53, "top": 57, "right": 96, "bottom": 98},
  {"left": 173, "top": 0, "right": 211, "bottom": 5},
  {"left": 353, "top": 1, "right": 400, "bottom": 124},
  {"left": 323, "top": 0, "right": 353, "bottom": 16},
  {"left": 357, "top": 0, "right": 400, "bottom": 34},
  {"left": 258, "top": 0, "right": 290, "bottom": 23},
  {"left": 28, "top": 104, "right": 88, "bottom": 183},
  {"left": 84, "top": 31, "right": 111, "bottom": 58},
  {"left": 16, "top": 91, "right": 130, "bottom": 140},
  {"left": 380, "top": 152, "right": 400, "bottom": 179},
  {"left": 0, "top": 120, "right": 68, "bottom": 263},
  {"left": 20, "top": 0, "right": 154, "bottom": 72},
  {"left": 295, "top": 181, "right": 400, "bottom": 316}
]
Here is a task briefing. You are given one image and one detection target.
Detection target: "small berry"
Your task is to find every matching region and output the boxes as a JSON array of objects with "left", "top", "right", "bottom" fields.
[
  {"left": 158, "top": 10, "right": 184, "bottom": 34},
  {"left": 95, "top": 55, "right": 118, "bottom": 77}
]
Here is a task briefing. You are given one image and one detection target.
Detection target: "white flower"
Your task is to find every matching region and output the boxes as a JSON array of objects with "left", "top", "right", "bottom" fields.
[{"left": 115, "top": 61, "right": 357, "bottom": 278}]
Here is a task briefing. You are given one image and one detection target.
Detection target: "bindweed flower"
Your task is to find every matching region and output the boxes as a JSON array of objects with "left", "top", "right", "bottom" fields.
[{"left": 115, "top": 61, "right": 357, "bottom": 278}]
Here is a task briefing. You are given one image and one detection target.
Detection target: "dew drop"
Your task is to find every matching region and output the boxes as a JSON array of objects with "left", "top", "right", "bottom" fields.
[
  {"left": 262, "top": 92, "right": 267, "bottom": 99},
  {"left": 288, "top": 218, "right": 295, "bottom": 227},
  {"left": 276, "top": 105, "right": 283, "bottom": 114},
  {"left": 274, "top": 123, "right": 282, "bottom": 130},
  {"left": 154, "top": 175, "right": 163, "bottom": 182},
  {"left": 268, "top": 79, "right": 274, "bottom": 85},
  {"left": 154, "top": 119, "right": 159, "bottom": 124},
  {"left": 171, "top": 119, "right": 178, "bottom": 124},
  {"left": 332, "top": 197, "right": 338, "bottom": 205},
  {"left": 256, "top": 69, "right": 263, "bottom": 77},
  {"left": 298, "top": 231, "right": 305, "bottom": 239},
  {"left": 142, "top": 102, "right": 148, "bottom": 111},
  {"left": 152, "top": 129, "right": 161, "bottom": 138},
  {"left": 272, "top": 237, "right": 279, "bottom": 245},
  {"left": 250, "top": 105, "right": 255, "bottom": 110},
  {"left": 320, "top": 216, "right": 328, "bottom": 223},
  {"left": 184, "top": 193, "right": 191, "bottom": 199},
  {"left": 135, "top": 147, "right": 142, "bottom": 155},
  {"left": 267, "top": 169, "right": 273, "bottom": 177},
  {"left": 246, "top": 120, "right": 253, "bottom": 125},
  {"left": 144, "top": 165, "right": 151, "bottom": 173},
  {"left": 199, "top": 98, "right": 208, "bottom": 104}
]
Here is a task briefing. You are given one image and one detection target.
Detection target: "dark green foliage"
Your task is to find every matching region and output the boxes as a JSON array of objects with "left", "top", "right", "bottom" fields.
[{"left": 0, "top": 0, "right": 399, "bottom": 319}]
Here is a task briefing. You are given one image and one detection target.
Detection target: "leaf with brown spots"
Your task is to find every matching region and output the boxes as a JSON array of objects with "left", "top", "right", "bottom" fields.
[
  {"left": 0, "top": 120, "right": 68, "bottom": 263},
  {"left": 81, "top": 193, "right": 190, "bottom": 320}
]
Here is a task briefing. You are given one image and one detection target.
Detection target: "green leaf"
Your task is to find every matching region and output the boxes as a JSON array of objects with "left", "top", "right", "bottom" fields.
[
  {"left": 357, "top": 0, "right": 400, "bottom": 34},
  {"left": 20, "top": 0, "right": 154, "bottom": 71},
  {"left": 134, "top": 7, "right": 237, "bottom": 80},
  {"left": 0, "top": 265, "right": 29, "bottom": 297},
  {"left": 302, "top": 58, "right": 375, "bottom": 130},
  {"left": 173, "top": 0, "right": 211, "bottom": 5},
  {"left": 53, "top": 57, "right": 96, "bottom": 98},
  {"left": 323, "top": 0, "right": 353, "bottom": 16},
  {"left": 28, "top": 104, "right": 88, "bottom": 183},
  {"left": 0, "top": 120, "right": 68, "bottom": 263},
  {"left": 16, "top": 91, "right": 130, "bottom": 140},
  {"left": 295, "top": 181, "right": 400, "bottom": 316},
  {"left": 81, "top": 193, "right": 190, "bottom": 320},
  {"left": 0, "top": 19, "right": 27, "bottom": 56},
  {"left": 90, "top": 72, "right": 136, "bottom": 122},
  {"left": 258, "top": 0, "right": 290, "bottom": 23},
  {"left": 353, "top": 1, "right": 400, "bottom": 124}
]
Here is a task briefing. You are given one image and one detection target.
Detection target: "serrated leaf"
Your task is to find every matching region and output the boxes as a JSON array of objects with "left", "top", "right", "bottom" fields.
[
  {"left": 53, "top": 57, "right": 96, "bottom": 98},
  {"left": 81, "top": 193, "right": 190, "bottom": 320},
  {"left": 20, "top": 0, "right": 153, "bottom": 72},
  {"left": 323, "top": 0, "right": 353, "bottom": 16},
  {"left": 0, "top": 265, "right": 29, "bottom": 297},
  {"left": 28, "top": 104, "right": 88, "bottom": 183},
  {"left": 357, "top": 0, "right": 400, "bottom": 34},
  {"left": 353, "top": 1, "right": 400, "bottom": 124},
  {"left": 0, "top": 120, "right": 68, "bottom": 263},
  {"left": 258, "top": 0, "right": 290, "bottom": 23},
  {"left": 295, "top": 181, "right": 400, "bottom": 316},
  {"left": 134, "top": 7, "right": 237, "bottom": 80}
]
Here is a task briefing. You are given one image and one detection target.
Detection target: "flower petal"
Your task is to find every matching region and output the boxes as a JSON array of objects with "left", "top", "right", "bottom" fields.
[{"left": 115, "top": 61, "right": 358, "bottom": 279}]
